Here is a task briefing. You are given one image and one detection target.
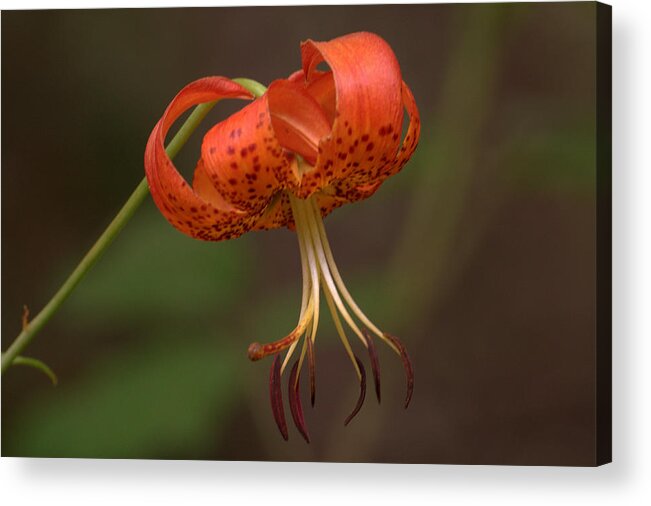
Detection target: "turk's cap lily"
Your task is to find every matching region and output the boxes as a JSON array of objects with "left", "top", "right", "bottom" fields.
[
  {"left": 145, "top": 32, "right": 420, "bottom": 241},
  {"left": 145, "top": 32, "right": 419, "bottom": 442}
]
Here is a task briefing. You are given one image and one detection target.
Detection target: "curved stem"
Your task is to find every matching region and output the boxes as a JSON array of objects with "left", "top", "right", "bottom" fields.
[
  {"left": 1, "top": 78, "right": 268, "bottom": 374},
  {"left": 12, "top": 356, "right": 58, "bottom": 385},
  {"left": 232, "top": 77, "right": 268, "bottom": 99}
]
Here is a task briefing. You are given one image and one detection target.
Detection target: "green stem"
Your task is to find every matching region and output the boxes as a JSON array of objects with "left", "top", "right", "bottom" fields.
[
  {"left": 232, "top": 77, "right": 268, "bottom": 99},
  {"left": 1, "top": 78, "right": 267, "bottom": 374}
]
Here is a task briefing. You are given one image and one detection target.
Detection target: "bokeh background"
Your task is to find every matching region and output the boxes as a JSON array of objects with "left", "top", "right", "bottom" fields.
[{"left": 2, "top": 3, "right": 598, "bottom": 465}]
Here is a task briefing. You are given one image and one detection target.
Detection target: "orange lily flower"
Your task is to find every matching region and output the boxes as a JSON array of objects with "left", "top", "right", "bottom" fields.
[{"left": 145, "top": 32, "right": 420, "bottom": 442}]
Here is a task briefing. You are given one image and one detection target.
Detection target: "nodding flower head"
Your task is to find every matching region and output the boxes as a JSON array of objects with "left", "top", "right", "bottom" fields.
[{"left": 145, "top": 32, "right": 420, "bottom": 442}]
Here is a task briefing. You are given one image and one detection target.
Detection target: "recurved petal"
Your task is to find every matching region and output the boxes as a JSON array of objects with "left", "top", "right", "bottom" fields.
[
  {"left": 312, "top": 180, "right": 382, "bottom": 219},
  {"left": 377, "top": 81, "right": 421, "bottom": 182},
  {"left": 199, "top": 94, "right": 296, "bottom": 214},
  {"left": 144, "top": 77, "right": 262, "bottom": 241},
  {"left": 298, "top": 32, "right": 404, "bottom": 197},
  {"left": 198, "top": 78, "right": 331, "bottom": 231},
  {"left": 312, "top": 81, "right": 420, "bottom": 211},
  {"left": 267, "top": 79, "right": 331, "bottom": 167},
  {"left": 288, "top": 69, "right": 337, "bottom": 127},
  {"left": 250, "top": 191, "right": 295, "bottom": 231}
]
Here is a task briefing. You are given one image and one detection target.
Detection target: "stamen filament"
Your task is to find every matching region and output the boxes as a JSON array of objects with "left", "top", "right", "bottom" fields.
[
  {"left": 308, "top": 198, "right": 400, "bottom": 355},
  {"left": 323, "top": 288, "right": 362, "bottom": 380},
  {"left": 284, "top": 191, "right": 411, "bottom": 407},
  {"left": 282, "top": 218, "right": 315, "bottom": 373},
  {"left": 290, "top": 193, "right": 363, "bottom": 379},
  {"left": 282, "top": 336, "right": 300, "bottom": 374},
  {"left": 296, "top": 203, "right": 312, "bottom": 319},
  {"left": 293, "top": 196, "right": 321, "bottom": 352},
  {"left": 301, "top": 199, "right": 369, "bottom": 348},
  {"left": 270, "top": 189, "right": 414, "bottom": 435},
  {"left": 293, "top": 326, "right": 310, "bottom": 389}
]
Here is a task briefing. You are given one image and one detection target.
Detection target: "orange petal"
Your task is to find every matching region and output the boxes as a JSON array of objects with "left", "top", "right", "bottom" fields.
[
  {"left": 298, "top": 32, "right": 404, "bottom": 197},
  {"left": 288, "top": 69, "right": 336, "bottom": 127},
  {"left": 267, "top": 79, "right": 331, "bottom": 167},
  {"left": 377, "top": 81, "right": 421, "bottom": 182},
  {"left": 198, "top": 78, "right": 330, "bottom": 230},
  {"left": 144, "top": 77, "right": 263, "bottom": 241},
  {"left": 250, "top": 191, "right": 295, "bottom": 232},
  {"left": 312, "top": 181, "right": 382, "bottom": 219},
  {"left": 192, "top": 158, "right": 240, "bottom": 213},
  {"left": 314, "top": 81, "right": 421, "bottom": 212},
  {"left": 199, "top": 95, "right": 296, "bottom": 214},
  {"left": 306, "top": 72, "right": 336, "bottom": 126}
]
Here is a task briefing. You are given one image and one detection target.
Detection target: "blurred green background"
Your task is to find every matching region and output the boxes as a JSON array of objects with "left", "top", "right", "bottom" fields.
[{"left": 2, "top": 3, "right": 597, "bottom": 464}]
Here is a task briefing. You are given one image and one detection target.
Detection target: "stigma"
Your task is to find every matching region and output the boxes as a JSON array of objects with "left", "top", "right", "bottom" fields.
[{"left": 247, "top": 189, "right": 414, "bottom": 442}]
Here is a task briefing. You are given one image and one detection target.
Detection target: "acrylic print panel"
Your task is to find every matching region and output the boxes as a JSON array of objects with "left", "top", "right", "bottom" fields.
[{"left": 1, "top": 2, "right": 611, "bottom": 466}]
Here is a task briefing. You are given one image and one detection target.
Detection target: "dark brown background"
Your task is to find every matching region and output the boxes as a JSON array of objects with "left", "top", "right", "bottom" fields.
[{"left": 2, "top": 3, "right": 601, "bottom": 464}]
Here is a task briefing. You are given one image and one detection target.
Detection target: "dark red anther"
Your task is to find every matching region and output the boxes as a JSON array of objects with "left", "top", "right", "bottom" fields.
[
  {"left": 307, "top": 333, "right": 316, "bottom": 407},
  {"left": 270, "top": 354, "right": 288, "bottom": 440},
  {"left": 288, "top": 361, "right": 310, "bottom": 443},
  {"left": 384, "top": 333, "right": 414, "bottom": 408},
  {"left": 363, "top": 329, "right": 381, "bottom": 403},
  {"left": 344, "top": 355, "right": 366, "bottom": 426}
]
